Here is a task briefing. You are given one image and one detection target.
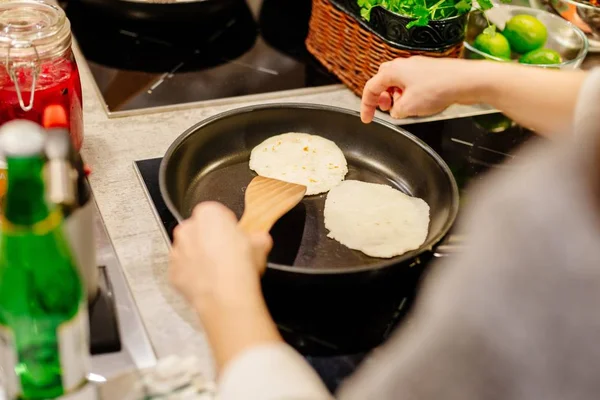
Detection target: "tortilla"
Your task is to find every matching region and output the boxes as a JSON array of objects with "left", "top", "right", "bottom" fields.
[
  {"left": 249, "top": 132, "right": 348, "bottom": 195},
  {"left": 324, "top": 180, "right": 430, "bottom": 258}
]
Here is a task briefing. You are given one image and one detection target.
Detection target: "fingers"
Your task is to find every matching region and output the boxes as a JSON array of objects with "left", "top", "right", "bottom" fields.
[
  {"left": 390, "top": 90, "right": 409, "bottom": 120},
  {"left": 172, "top": 202, "right": 237, "bottom": 247},
  {"left": 168, "top": 235, "right": 185, "bottom": 289},
  {"left": 190, "top": 202, "right": 239, "bottom": 240},
  {"left": 172, "top": 222, "right": 184, "bottom": 243},
  {"left": 378, "top": 91, "right": 392, "bottom": 111},
  {"left": 361, "top": 63, "right": 402, "bottom": 123},
  {"left": 192, "top": 201, "right": 237, "bottom": 225},
  {"left": 249, "top": 233, "right": 273, "bottom": 274},
  {"left": 389, "top": 90, "right": 445, "bottom": 119},
  {"left": 249, "top": 232, "right": 273, "bottom": 254},
  {"left": 391, "top": 88, "right": 402, "bottom": 103}
]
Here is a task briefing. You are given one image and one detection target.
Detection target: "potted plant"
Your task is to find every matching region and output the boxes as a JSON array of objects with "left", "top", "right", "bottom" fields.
[
  {"left": 353, "top": 0, "right": 497, "bottom": 51},
  {"left": 305, "top": 0, "right": 501, "bottom": 97}
]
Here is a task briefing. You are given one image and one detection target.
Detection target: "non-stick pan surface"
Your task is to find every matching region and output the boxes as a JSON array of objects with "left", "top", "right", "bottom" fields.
[{"left": 160, "top": 104, "right": 459, "bottom": 274}]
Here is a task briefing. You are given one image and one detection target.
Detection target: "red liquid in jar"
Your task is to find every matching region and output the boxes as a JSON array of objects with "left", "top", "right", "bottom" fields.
[{"left": 0, "top": 51, "right": 83, "bottom": 150}]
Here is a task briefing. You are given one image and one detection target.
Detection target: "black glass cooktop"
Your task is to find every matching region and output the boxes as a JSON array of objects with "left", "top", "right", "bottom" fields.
[
  {"left": 65, "top": 0, "right": 339, "bottom": 114},
  {"left": 135, "top": 113, "right": 535, "bottom": 392}
]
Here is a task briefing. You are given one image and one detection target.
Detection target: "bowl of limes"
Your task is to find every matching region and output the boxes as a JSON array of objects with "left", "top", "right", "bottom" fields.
[{"left": 463, "top": 5, "right": 588, "bottom": 68}]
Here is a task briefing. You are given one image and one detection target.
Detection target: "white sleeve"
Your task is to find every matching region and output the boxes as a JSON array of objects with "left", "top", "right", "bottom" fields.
[{"left": 217, "top": 343, "right": 333, "bottom": 400}]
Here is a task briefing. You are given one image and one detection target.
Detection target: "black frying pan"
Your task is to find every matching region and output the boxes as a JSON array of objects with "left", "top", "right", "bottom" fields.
[{"left": 160, "top": 104, "right": 459, "bottom": 353}]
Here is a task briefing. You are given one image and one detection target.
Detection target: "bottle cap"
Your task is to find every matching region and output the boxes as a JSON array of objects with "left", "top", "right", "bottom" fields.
[{"left": 0, "top": 119, "right": 45, "bottom": 157}]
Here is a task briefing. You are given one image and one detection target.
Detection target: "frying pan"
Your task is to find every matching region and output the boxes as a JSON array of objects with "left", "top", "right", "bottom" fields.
[{"left": 160, "top": 104, "right": 459, "bottom": 353}]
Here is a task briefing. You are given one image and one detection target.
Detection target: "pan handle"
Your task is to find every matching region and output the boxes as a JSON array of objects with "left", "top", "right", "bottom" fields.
[{"left": 433, "top": 234, "right": 465, "bottom": 258}]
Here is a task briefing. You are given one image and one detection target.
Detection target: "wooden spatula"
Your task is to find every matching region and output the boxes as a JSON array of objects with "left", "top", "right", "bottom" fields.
[{"left": 238, "top": 176, "right": 307, "bottom": 233}]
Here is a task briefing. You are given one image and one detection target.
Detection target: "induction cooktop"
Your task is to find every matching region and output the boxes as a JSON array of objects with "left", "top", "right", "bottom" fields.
[{"left": 65, "top": 0, "right": 340, "bottom": 116}]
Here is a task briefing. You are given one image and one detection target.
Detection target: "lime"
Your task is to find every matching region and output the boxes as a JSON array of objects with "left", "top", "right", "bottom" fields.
[
  {"left": 503, "top": 14, "right": 548, "bottom": 54},
  {"left": 473, "top": 31, "right": 512, "bottom": 59},
  {"left": 519, "top": 48, "right": 563, "bottom": 65},
  {"left": 472, "top": 114, "right": 514, "bottom": 132}
]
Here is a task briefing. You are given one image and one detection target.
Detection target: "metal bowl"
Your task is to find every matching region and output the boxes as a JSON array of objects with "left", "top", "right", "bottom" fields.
[
  {"left": 463, "top": 5, "right": 589, "bottom": 68},
  {"left": 548, "top": 0, "right": 600, "bottom": 38}
]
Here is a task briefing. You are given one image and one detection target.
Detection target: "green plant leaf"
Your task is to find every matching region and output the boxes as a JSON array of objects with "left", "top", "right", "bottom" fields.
[
  {"left": 417, "top": 15, "right": 430, "bottom": 25},
  {"left": 413, "top": 4, "right": 430, "bottom": 17},
  {"left": 454, "top": 0, "right": 471, "bottom": 12},
  {"left": 407, "top": 16, "right": 430, "bottom": 27},
  {"left": 358, "top": 0, "right": 467, "bottom": 26},
  {"left": 360, "top": 6, "right": 373, "bottom": 20},
  {"left": 477, "top": 0, "right": 494, "bottom": 10}
]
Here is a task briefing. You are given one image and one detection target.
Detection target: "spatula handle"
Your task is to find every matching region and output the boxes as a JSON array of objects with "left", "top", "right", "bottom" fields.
[
  {"left": 238, "top": 214, "right": 273, "bottom": 234},
  {"left": 238, "top": 176, "right": 307, "bottom": 234}
]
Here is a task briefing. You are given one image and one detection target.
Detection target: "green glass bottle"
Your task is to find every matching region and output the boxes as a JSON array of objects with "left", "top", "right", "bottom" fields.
[{"left": 0, "top": 121, "right": 90, "bottom": 399}]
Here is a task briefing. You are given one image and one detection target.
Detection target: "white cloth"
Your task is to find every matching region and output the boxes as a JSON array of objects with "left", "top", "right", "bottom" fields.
[{"left": 218, "top": 68, "right": 600, "bottom": 400}]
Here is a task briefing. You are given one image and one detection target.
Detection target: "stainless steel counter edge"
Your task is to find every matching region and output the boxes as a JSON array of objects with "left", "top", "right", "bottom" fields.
[{"left": 91, "top": 195, "right": 157, "bottom": 381}]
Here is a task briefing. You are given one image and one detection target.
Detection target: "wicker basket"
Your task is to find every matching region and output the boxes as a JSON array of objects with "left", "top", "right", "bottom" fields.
[{"left": 306, "top": 0, "right": 466, "bottom": 96}]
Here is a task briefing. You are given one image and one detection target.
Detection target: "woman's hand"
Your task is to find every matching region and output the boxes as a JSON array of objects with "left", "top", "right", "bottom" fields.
[
  {"left": 169, "top": 201, "right": 272, "bottom": 313},
  {"left": 169, "top": 203, "right": 272, "bottom": 312},
  {"left": 360, "top": 56, "right": 586, "bottom": 138},
  {"left": 169, "top": 202, "right": 282, "bottom": 372},
  {"left": 361, "top": 56, "right": 483, "bottom": 123}
]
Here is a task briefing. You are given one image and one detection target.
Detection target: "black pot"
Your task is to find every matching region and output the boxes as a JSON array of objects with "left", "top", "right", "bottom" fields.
[
  {"left": 67, "top": 0, "right": 242, "bottom": 26},
  {"left": 258, "top": 0, "right": 313, "bottom": 58},
  {"left": 65, "top": 0, "right": 257, "bottom": 72}
]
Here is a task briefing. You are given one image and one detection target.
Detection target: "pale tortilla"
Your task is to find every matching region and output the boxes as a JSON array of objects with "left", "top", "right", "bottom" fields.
[
  {"left": 249, "top": 132, "right": 348, "bottom": 196},
  {"left": 324, "top": 180, "right": 430, "bottom": 258}
]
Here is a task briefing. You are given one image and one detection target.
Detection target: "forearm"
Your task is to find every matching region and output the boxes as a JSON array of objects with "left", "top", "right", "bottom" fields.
[
  {"left": 195, "top": 287, "right": 283, "bottom": 374},
  {"left": 197, "top": 288, "right": 332, "bottom": 399},
  {"left": 461, "top": 62, "right": 587, "bottom": 138}
]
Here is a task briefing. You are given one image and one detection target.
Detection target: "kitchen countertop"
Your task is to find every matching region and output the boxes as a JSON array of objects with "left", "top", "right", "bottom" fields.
[{"left": 78, "top": 44, "right": 599, "bottom": 379}]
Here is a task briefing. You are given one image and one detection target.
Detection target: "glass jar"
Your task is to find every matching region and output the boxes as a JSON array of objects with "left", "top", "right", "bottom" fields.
[{"left": 0, "top": 0, "right": 83, "bottom": 151}]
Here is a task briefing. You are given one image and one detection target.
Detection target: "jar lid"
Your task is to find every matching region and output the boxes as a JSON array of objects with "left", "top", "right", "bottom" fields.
[{"left": 0, "top": 0, "right": 71, "bottom": 62}]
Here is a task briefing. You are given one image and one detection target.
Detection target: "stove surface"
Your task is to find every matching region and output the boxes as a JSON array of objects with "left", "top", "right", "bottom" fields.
[
  {"left": 65, "top": 0, "right": 339, "bottom": 116},
  {"left": 134, "top": 113, "right": 535, "bottom": 392}
]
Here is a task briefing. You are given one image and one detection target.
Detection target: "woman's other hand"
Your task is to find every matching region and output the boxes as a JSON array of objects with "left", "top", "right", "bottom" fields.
[
  {"left": 361, "top": 56, "right": 483, "bottom": 123},
  {"left": 360, "top": 56, "right": 586, "bottom": 139}
]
